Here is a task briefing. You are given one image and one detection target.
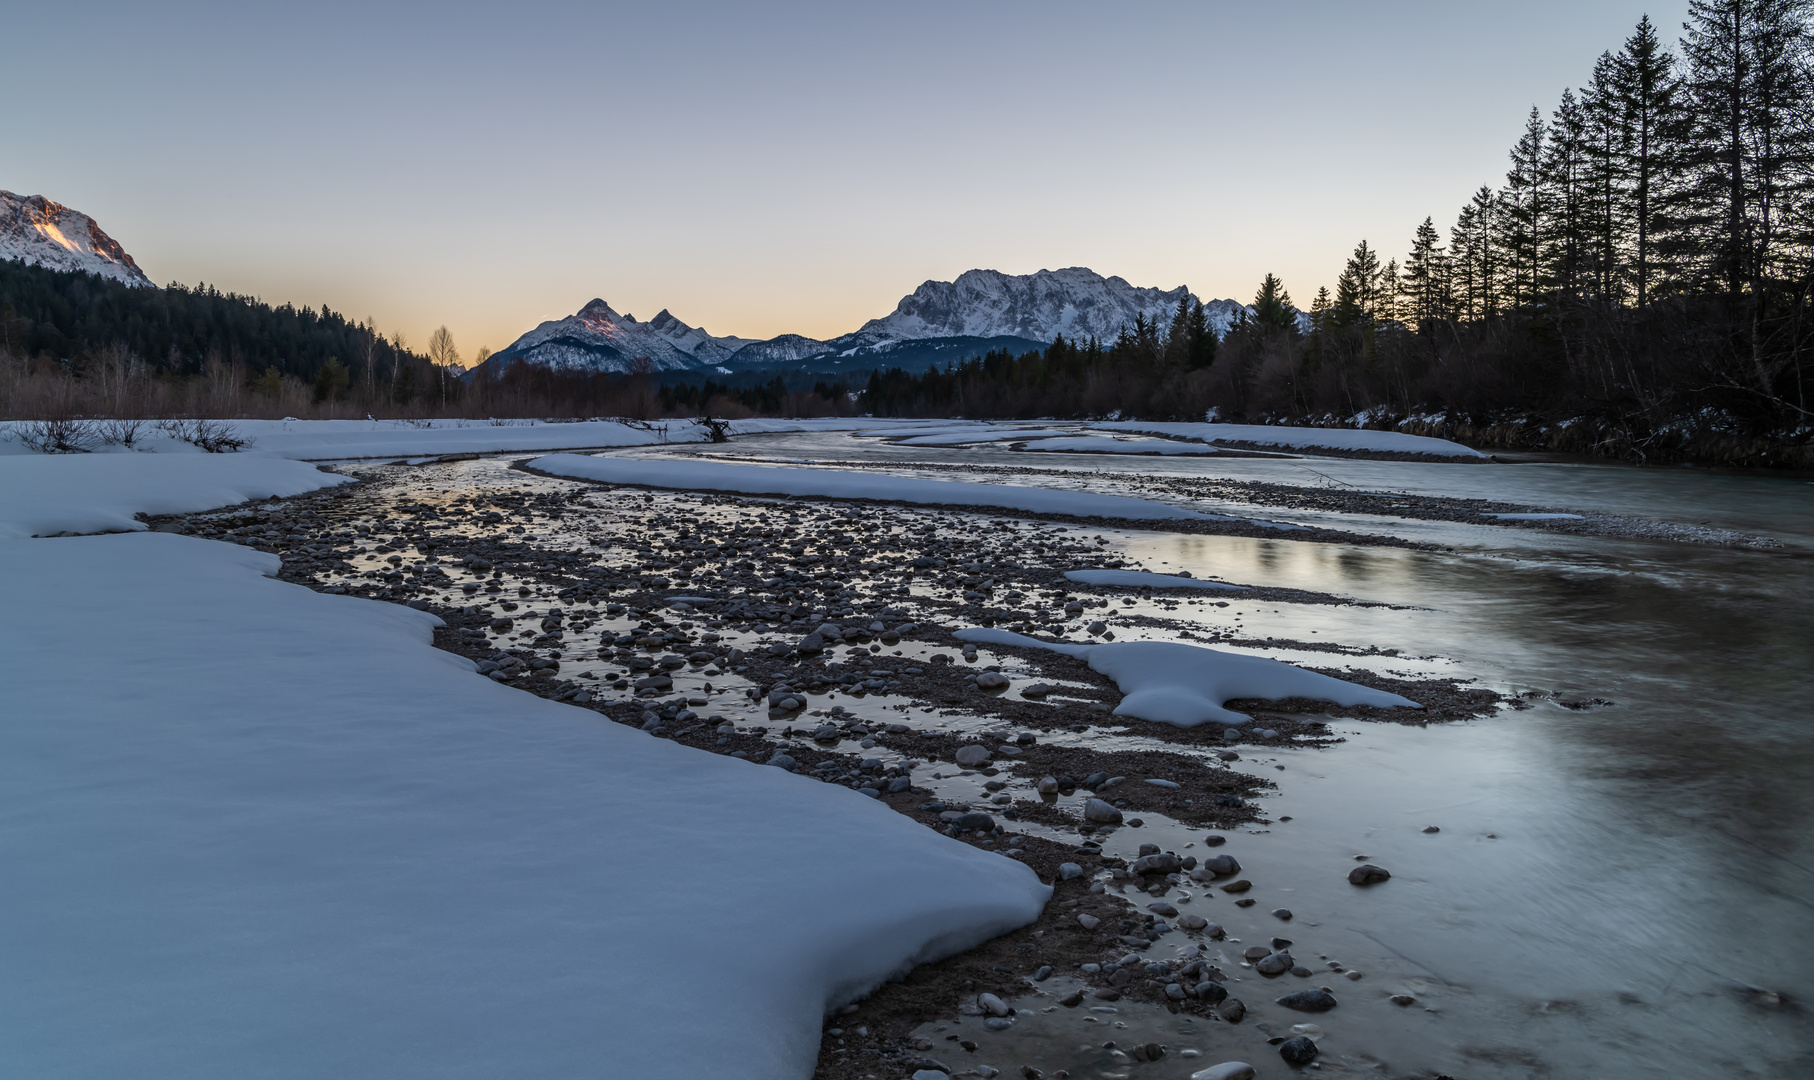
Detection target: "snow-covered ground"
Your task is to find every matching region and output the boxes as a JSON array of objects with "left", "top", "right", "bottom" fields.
[
  {"left": 0, "top": 453, "right": 1048, "bottom": 1078},
  {"left": 954, "top": 628, "right": 1420, "bottom": 727},
  {"left": 528, "top": 454, "right": 1272, "bottom": 524},
  {"left": 1018, "top": 435, "right": 1220, "bottom": 456},
  {"left": 1091, "top": 421, "right": 1486, "bottom": 458}
]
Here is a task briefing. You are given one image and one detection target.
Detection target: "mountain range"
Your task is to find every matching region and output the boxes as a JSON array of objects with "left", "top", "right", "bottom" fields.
[
  {"left": 0, "top": 191, "right": 1276, "bottom": 377},
  {"left": 480, "top": 267, "right": 1263, "bottom": 378},
  {"left": 1, "top": 190, "right": 153, "bottom": 287}
]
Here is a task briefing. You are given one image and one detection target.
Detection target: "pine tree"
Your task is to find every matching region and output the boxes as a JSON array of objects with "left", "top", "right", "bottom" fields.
[
  {"left": 1333, "top": 241, "right": 1382, "bottom": 326},
  {"left": 1402, "top": 217, "right": 1449, "bottom": 325},
  {"left": 1583, "top": 52, "right": 1628, "bottom": 302},
  {"left": 1252, "top": 274, "right": 1298, "bottom": 332},
  {"left": 1186, "top": 300, "right": 1217, "bottom": 368},
  {"left": 1541, "top": 88, "right": 1593, "bottom": 300},
  {"left": 1613, "top": 15, "right": 1684, "bottom": 306},
  {"left": 1502, "top": 107, "right": 1547, "bottom": 306},
  {"left": 1450, "top": 202, "right": 1482, "bottom": 320}
]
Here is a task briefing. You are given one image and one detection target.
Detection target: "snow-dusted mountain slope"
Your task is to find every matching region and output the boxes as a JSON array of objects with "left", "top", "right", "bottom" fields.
[
  {"left": 0, "top": 191, "right": 153, "bottom": 287},
  {"left": 856, "top": 267, "right": 1193, "bottom": 344},
  {"left": 489, "top": 269, "right": 1290, "bottom": 376},
  {"left": 485, "top": 298, "right": 755, "bottom": 374}
]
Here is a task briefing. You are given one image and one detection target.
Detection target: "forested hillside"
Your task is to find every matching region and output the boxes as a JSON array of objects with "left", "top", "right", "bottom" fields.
[{"left": 866, "top": 4, "right": 1814, "bottom": 467}]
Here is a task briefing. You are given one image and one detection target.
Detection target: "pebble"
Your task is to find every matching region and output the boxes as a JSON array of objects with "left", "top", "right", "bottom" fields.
[
  {"left": 1077, "top": 914, "right": 1101, "bottom": 930},
  {"left": 954, "top": 745, "right": 993, "bottom": 767},
  {"left": 974, "top": 671, "right": 1011, "bottom": 689},
  {"left": 1216, "top": 998, "right": 1246, "bottom": 1023},
  {"left": 1200, "top": 854, "right": 1241, "bottom": 877},
  {"left": 1082, "top": 798, "right": 1123, "bottom": 824},
  {"left": 1256, "top": 952, "right": 1293, "bottom": 975},
  {"left": 1390, "top": 993, "right": 1416, "bottom": 1006},
  {"left": 1059, "top": 862, "right": 1085, "bottom": 881},
  {"left": 1278, "top": 1036, "right": 1319, "bottom": 1065},
  {"left": 1349, "top": 863, "right": 1391, "bottom": 886},
  {"left": 1190, "top": 1064, "right": 1254, "bottom": 1080},
  {"left": 1144, "top": 778, "right": 1181, "bottom": 789},
  {"left": 1148, "top": 902, "right": 1179, "bottom": 917},
  {"left": 1220, "top": 879, "right": 1252, "bottom": 894},
  {"left": 1243, "top": 945, "right": 1272, "bottom": 961},
  {"left": 978, "top": 992, "right": 1010, "bottom": 1016},
  {"left": 1276, "top": 989, "right": 1338, "bottom": 1012},
  {"left": 1271, "top": 908, "right": 1293, "bottom": 921},
  {"left": 1423, "top": 825, "right": 1440, "bottom": 833},
  {"left": 1177, "top": 914, "right": 1209, "bottom": 931}
]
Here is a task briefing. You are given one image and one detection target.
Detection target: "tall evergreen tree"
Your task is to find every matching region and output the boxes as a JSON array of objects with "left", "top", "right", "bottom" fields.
[
  {"left": 1333, "top": 240, "right": 1383, "bottom": 326},
  {"left": 1502, "top": 107, "right": 1548, "bottom": 306},
  {"left": 1402, "top": 216, "right": 1449, "bottom": 324},
  {"left": 1252, "top": 274, "right": 1299, "bottom": 332},
  {"left": 1613, "top": 14, "right": 1684, "bottom": 306},
  {"left": 1541, "top": 87, "right": 1593, "bottom": 300}
]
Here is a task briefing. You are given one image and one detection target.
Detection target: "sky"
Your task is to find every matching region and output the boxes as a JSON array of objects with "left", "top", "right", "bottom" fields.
[{"left": 7, "top": 0, "right": 1691, "bottom": 359}]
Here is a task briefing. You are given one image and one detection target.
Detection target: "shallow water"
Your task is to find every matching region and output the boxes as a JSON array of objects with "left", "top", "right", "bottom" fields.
[
  {"left": 318, "top": 437, "right": 1812, "bottom": 1077},
  {"left": 625, "top": 432, "right": 1813, "bottom": 1076}
]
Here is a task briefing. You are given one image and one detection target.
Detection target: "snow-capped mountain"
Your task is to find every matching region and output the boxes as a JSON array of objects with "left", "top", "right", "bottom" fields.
[
  {"left": 487, "top": 268, "right": 1286, "bottom": 377},
  {"left": 855, "top": 267, "right": 1194, "bottom": 345},
  {"left": 482, "top": 298, "right": 755, "bottom": 375},
  {"left": 1, "top": 190, "right": 153, "bottom": 287}
]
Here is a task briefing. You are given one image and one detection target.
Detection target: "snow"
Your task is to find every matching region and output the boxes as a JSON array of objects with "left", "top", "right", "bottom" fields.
[
  {"left": 0, "top": 452, "right": 351, "bottom": 538},
  {"left": 1019, "top": 435, "right": 1220, "bottom": 456},
  {"left": 1092, "top": 421, "right": 1487, "bottom": 459},
  {"left": 893, "top": 428, "right": 1074, "bottom": 446},
  {"left": 1064, "top": 569, "right": 1244, "bottom": 592},
  {"left": 529, "top": 454, "right": 1259, "bottom": 523},
  {"left": 1, "top": 189, "right": 154, "bottom": 287},
  {"left": 1482, "top": 512, "right": 1584, "bottom": 520},
  {"left": 952, "top": 628, "right": 1420, "bottom": 727},
  {"left": 1, "top": 464, "right": 1048, "bottom": 1077}
]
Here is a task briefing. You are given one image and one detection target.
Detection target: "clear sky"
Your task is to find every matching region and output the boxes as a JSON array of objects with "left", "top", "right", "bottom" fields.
[{"left": 8, "top": 0, "right": 1689, "bottom": 360}]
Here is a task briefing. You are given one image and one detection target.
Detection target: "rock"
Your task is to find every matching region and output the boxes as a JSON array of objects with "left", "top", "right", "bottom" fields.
[
  {"left": 1220, "top": 879, "right": 1252, "bottom": 894},
  {"left": 982, "top": 1016, "right": 1012, "bottom": 1031},
  {"left": 1190, "top": 1061, "right": 1253, "bottom": 1080},
  {"left": 1216, "top": 998, "right": 1246, "bottom": 1023},
  {"left": 1144, "top": 777, "right": 1181, "bottom": 789},
  {"left": 1077, "top": 914, "right": 1101, "bottom": 930},
  {"left": 1423, "top": 825, "right": 1440, "bottom": 833},
  {"left": 1349, "top": 863, "right": 1391, "bottom": 885},
  {"left": 1082, "top": 771, "right": 1110, "bottom": 789},
  {"left": 1035, "top": 775, "right": 1060, "bottom": 794},
  {"left": 812, "top": 724, "right": 841, "bottom": 741},
  {"left": 1243, "top": 945, "right": 1270, "bottom": 961},
  {"left": 794, "top": 632, "right": 825, "bottom": 654},
  {"left": 1131, "top": 852, "right": 1182, "bottom": 875},
  {"left": 1194, "top": 980, "right": 1227, "bottom": 1003},
  {"left": 1033, "top": 965, "right": 1054, "bottom": 981},
  {"left": 1278, "top": 1036, "right": 1319, "bottom": 1065},
  {"left": 1256, "top": 952, "right": 1293, "bottom": 976},
  {"left": 954, "top": 812, "right": 995, "bottom": 832},
  {"left": 954, "top": 744, "right": 993, "bottom": 768},
  {"left": 978, "top": 992, "right": 1010, "bottom": 1016},
  {"left": 1201, "top": 854, "right": 1241, "bottom": 876},
  {"left": 1083, "top": 798, "right": 1123, "bottom": 824},
  {"left": 912, "top": 1071, "right": 950, "bottom": 1080},
  {"left": 975, "top": 671, "right": 1011, "bottom": 690},
  {"left": 765, "top": 752, "right": 797, "bottom": 769},
  {"left": 1390, "top": 993, "right": 1416, "bottom": 1006},
  {"left": 633, "top": 675, "right": 673, "bottom": 691},
  {"left": 1276, "top": 989, "right": 1338, "bottom": 1012},
  {"left": 1203, "top": 833, "right": 1227, "bottom": 846},
  {"left": 1148, "top": 902, "right": 1179, "bottom": 917},
  {"left": 1176, "top": 914, "right": 1209, "bottom": 931},
  {"left": 1087, "top": 620, "right": 1107, "bottom": 635},
  {"left": 1272, "top": 908, "right": 1293, "bottom": 921},
  {"left": 1058, "top": 862, "right": 1085, "bottom": 881}
]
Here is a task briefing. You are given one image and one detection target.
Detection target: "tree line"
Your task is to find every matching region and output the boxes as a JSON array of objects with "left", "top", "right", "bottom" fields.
[{"left": 864, "top": 3, "right": 1814, "bottom": 466}]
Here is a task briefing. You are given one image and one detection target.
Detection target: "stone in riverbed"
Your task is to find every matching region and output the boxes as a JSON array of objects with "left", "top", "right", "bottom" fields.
[
  {"left": 1083, "top": 798, "right": 1123, "bottom": 824},
  {"left": 954, "top": 812, "right": 996, "bottom": 832},
  {"left": 1276, "top": 989, "right": 1338, "bottom": 1011},
  {"left": 1349, "top": 863, "right": 1391, "bottom": 885},
  {"left": 1176, "top": 914, "right": 1209, "bottom": 931},
  {"left": 978, "top": 992, "right": 1010, "bottom": 1016},
  {"left": 1077, "top": 913, "right": 1101, "bottom": 930},
  {"left": 975, "top": 671, "right": 1010, "bottom": 690},
  {"left": 1189, "top": 1063, "right": 1253, "bottom": 1080},
  {"left": 1256, "top": 952, "right": 1293, "bottom": 976},
  {"left": 1278, "top": 1036, "right": 1319, "bottom": 1065},
  {"left": 1200, "top": 854, "right": 1241, "bottom": 877},
  {"left": 1059, "top": 862, "right": 1085, "bottom": 881},
  {"left": 954, "top": 744, "right": 992, "bottom": 768},
  {"left": 1216, "top": 998, "right": 1246, "bottom": 1023}
]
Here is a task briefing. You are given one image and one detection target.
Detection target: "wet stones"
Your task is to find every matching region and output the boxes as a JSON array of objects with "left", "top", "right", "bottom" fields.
[
  {"left": 1278, "top": 1036, "right": 1319, "bottom": 1065},
  {"left": 1276, "top": 989, "right": 1338, "bottom": 1012},
  {"left": 1216, "top": 998, "right": 1246, "bottom": 1023},
  {"left": 1256, "top": 952, "right": 1293, "bottom": 976},
  {"left": 954, "top": 744, "right": 993, "bottom": 768},
  {"left": 1349, "top": 863, "right": 1392, "bottom": 886},
  {"left": 974, "top": 671, "right": 1011, "bottom": 690},
  {"left": 1190, "top": 1064, "right": 1253, "bottom": 1080},
  {"left": 1058, "top": 862, "right": 1085, "bottom": 881},
  {"left": 1198, "top": 854, "right": 1241, "bottom": 877},
  {"left": 1131, "top": 852, "right": 1181, "bottom": 875},
  {"left": 1083, "top": 798, "right": 1123, "bottom": 824},
  {"left": 1076, "top": 914, "right": 1101, "bottom": 930}
]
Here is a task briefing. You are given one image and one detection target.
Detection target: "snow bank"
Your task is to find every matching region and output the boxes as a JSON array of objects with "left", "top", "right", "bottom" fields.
[
  {"left": 1091, "top": 421, "right": 1487, "bottom": 459},
  {"left": 1, "top": 534, "right": 1048, "bottom": 1078},
  {"left": 893, "top": 428, "right": 1074, "bottom": 446},
  {"left": 953, "top": 628, "right": 1420, "bottom": 726},
  {"left": 1064, "top": 568, "right": 1244, "bottom": 591},
  {"left": 530, "top": 454, "right": 1261, "bottom": 523},
  {"left": 1018, "top": 436, "right": 1220, "bottom": 456},
  {"left": 1482, "top": 511, "right": 1584, "bottom": 521},
  {"left": 0, "top": 452, "right": 350, "bottom": 538}
]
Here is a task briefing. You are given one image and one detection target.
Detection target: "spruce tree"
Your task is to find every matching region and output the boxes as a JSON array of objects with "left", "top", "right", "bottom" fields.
[
  {"left": 1252, "top": 274, "right": 1298, "bottom": 332},
  {"left": 1613, "top": 15, "right": 1684, "bottom": 306},
  {"left": 1541, "top": 88, "right": 1592, "bottom": 301},
  {"left": 1502, "top": 107, "right": 1548, "bottom": 306},
  {"left": 1403, "top": 217, "right": 1449, "bottom": 325}
]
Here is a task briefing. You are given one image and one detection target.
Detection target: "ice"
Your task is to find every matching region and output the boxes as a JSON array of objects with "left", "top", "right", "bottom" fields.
[
  {"left": 1091, "top": 421, "right": 1487, "bottom": 458},
  {"left": 953, "top": 628, "right": 1421, "bottom": 727},
  {"left": 1064, "top": 568, "right": 1244, "bottom": 591},
  {"left": 1020, "top": 436, "right": 1220, "bottom": 455},
  {"left": 0, "top": 459, "right": 1049, "bottom": 1078},
  {"left": 891, "top": 428, "right": 1074, "bottom": 446},
  {"left": 0, "top": 452, "right": 352, "bottom": 538},
  {"left": 1482, "top": 512, "right": 1584, "bottom": 520},
  {"left": 529, "top": 454, "right": 1269, "bottom": 523}
]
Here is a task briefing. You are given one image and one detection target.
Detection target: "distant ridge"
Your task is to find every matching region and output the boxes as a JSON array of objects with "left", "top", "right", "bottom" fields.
[
  {"left": 0, "top": 190, "right": 152, "bottom": 287},
  {"left": 486, "top": 267, "right": 1274, "bottom": 377}
]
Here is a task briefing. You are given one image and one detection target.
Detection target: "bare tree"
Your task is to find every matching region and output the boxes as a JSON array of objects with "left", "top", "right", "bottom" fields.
[{"left": 428, "top": 326, "right": 460, "bottom": 410}]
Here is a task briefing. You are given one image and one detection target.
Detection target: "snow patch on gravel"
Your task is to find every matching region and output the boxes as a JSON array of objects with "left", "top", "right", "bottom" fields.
[
  {"left": 953, "top": 628, "right": 1420, "bottom": 727},
  {"left": 1064, "top": 569, "right": 1245, "bottom": 592},
  {"left": 0, "top": 453, "right": 351, "bottom": 538}
]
